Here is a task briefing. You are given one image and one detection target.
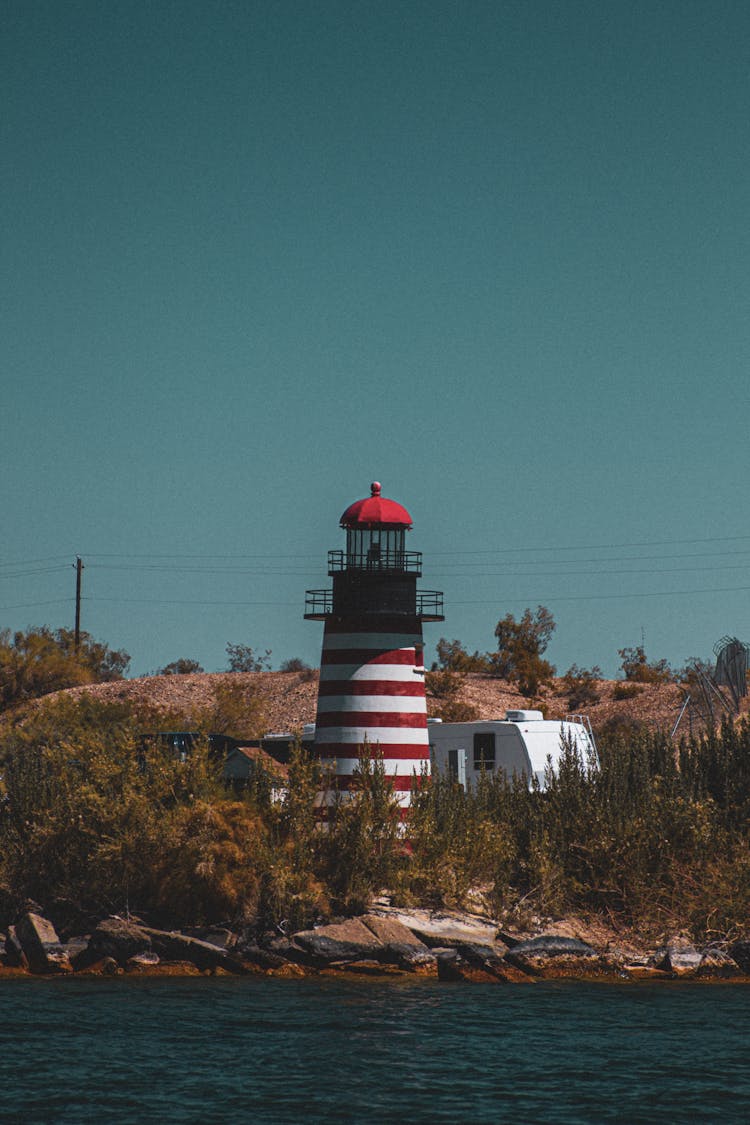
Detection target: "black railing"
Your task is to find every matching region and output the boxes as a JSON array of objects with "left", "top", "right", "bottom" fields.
[
  {"left": 417, "top": 590, "right": 444, "bottom": 621},
  {"left": 304, "top": 587, "right": 444, "bottom": 621},
  {"left": 327, "top": 549, "right": 422, "bottom": 575},
  {"left": 304, "top": 589, "right": 332, "bottom": 618}
]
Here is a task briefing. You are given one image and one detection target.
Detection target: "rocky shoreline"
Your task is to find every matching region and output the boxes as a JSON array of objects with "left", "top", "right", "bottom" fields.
[{"left": 3, "top": 905, "right": 750, "bottom": 983}]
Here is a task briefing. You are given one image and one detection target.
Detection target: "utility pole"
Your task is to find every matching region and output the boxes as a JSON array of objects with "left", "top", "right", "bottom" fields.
[{"left": 74, "top": 557, "right": 84, "bottom": 652}]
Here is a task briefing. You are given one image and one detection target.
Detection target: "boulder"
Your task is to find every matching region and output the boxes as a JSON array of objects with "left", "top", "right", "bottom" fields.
[
  {"left": 83, "top": 917, "right": 152, "bottom": 967},
  {"left": 182, "top": 927, "right": 238, "bottom": 951},
  {"left": 729, "top": 940, "right": 750, "bottom": 974},
  {"left": 15, "top": 912, "right": 72, "bottom": 974},
  {"left": 292, "top": 918, "right": 385, "bottom": 964},
  {"left": 360, "top": 914, "right": 434, "bottom": 967},
  {"left": 234, "top": 940, "right": 290, "bottom": 971},
  {"left": 436, "top": 947, "right": 532, "bottom": 983},
  {"left": 504, "top": 935, "right": 615, "bottom": 979},
  {"left": 621, "top": 963, "right": 673, "bottom": 981},
  {"left": 695, "top": 949, "right": 742, "bottom": 980},
  {"left": 4, "top": 926, "right": 28, "bottom": 969},
  {"left": 368, "top": 907, "right": 501, "bottom": 950},
  {"left": 266, "top": 961, "right": 308, "bottom": 978},
  {"left": 126, "top": 951, "right": 161, "bottom": 972},
  {"left": 60, "top": 936, "right": 90, "bottom": 964},
  {"left": 323, "top": 960, "right": 405, "bottom": 977},
  {"left": 262, "top": 935, "right": 312, "bottom": 965},
  {"left": 140, "top": 927, "right": 249, "bottom": 975},
  {"left": 137, "top": 960, "right": 202, "bottom": 977},
  {"left": 655, "top": 939, "right": 703, "bottom": 977}
]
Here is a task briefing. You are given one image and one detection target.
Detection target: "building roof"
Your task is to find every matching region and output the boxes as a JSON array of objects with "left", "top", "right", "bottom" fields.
[
  {"left": 225, "top": 745, "right": 289, "bottom": 780},
  {"left": 340, "top": 481, "right": 413, "bottom": 530}
]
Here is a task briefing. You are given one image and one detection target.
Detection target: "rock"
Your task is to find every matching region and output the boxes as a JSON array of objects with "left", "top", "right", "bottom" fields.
[
  {"left": 695, "top": 949, "right": 742, "bottom": 980},
  {"left": 15, "top": 912, "right": 72, "bottom": 974},
  {"left": 359, "top": 914, "right": 434, "bottom": 967},
  {"left": 262, "top": 935, "right": 311, "bottom": 965},
  {"left": 60, "top": 936, "right": 90, "bottom": 964},
  {"left": 266, "top": 961, "right": 308, "bottom": 978},
  {"left": 729, "top": 940, "right": 750, "bottom": 974},
  {"left": 292, "top": 918, "right": 385, "bottom": 964},
  {"left": 183, "top": 927, "right": 238, "bottom": 951},
  {"left": 83, "top": 917, "right": 152, "bottom": 967},
  {"left": 437, "top": 945, "right": 532, "bottom": 983},
  {"left": 0, "top": 964, "right": 30, "bottom": 978},
  {"left": 140, "top": 927, "right": 249, "bottom": 974},
  {"left": 141, "top": 960, "right": 202, "bottom": 977},
  {"left": 324, "top": 960, "right": 405, "bottom": 976},
  {"left": 657, "top": 939, "right": 703, "bottom": 977},
  {"left": 125, "top": 951, "right": 161, "bottom": 972},
  {"left": 4, "top": 926, "right": 28, "bottom": 969},
  {"left": 368, "top": 906, "right": 501, "bottom": 950},
  {"left": 234, "top": 941, "right": 290, "bottom": 971},
  {"left": 621, "top": 964, "right": 673, "bottom": 981},
  {"left": 504, "top": 935, "right": 615, "bottom": 979}
]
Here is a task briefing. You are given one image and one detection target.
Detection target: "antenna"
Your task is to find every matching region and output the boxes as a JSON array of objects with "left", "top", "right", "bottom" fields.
[
  {"left": 673, "top": 635, "right": 750, "bottom": 737},
  {"left": 713, "top": 636, "right": 750, "bottom": 711}
]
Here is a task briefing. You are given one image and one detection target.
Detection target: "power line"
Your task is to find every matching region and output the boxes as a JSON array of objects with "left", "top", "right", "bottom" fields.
[
  {"left": 0, "top": 598, "right": 72, "bottom": 612},
  {"left": 84, "top": 579, "right": 750, "bottom": 610},
  {"left": 77, "top": 531, "right": 750, "bottom": 562},
  {"left": 0, "top": 565, "right": 71, "bottom": 581},
  {"left": 0, "top": 556, "right": 71, "bottom": 569},
  {"left": 432, "top": 563, "right": 750, "bottom": 580},
  {"left": 433, "top": 548, "right": 750, "bottom": 568},
  {"left": 430, "top": 534, "right": 750, "bottom": 556},
  {"left": 90, "top": 597, "right": 297, "bottom": 607},
  {"left": 453, "top": 583, "right": 750, "bottom": 605}
]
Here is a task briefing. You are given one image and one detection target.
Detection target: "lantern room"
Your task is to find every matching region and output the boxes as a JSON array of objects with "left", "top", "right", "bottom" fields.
[
  {"left": 339, "top": 481, "right": 413, "bottom": 571},
  {"left": 305, "top": 481, "right": 443, "bottom": 622}
]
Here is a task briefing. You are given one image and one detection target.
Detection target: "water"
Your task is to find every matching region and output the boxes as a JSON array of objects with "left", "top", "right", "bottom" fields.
[{"left": 1, "top": 977, "right": 749, "bottom": 1123}]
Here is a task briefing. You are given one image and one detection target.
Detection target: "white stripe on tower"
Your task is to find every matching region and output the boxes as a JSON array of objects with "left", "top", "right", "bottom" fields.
[{"left": 314, "top": 621, "right": 430, "bottom": 804}]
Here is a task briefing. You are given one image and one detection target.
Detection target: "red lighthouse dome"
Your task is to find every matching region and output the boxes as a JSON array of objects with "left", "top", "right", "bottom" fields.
[{"left": 340, "top": 482, "right": 413, "bottom": 530}]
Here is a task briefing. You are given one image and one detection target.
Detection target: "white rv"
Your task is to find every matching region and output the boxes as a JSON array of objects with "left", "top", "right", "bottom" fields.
[{"left": 428, "top": 711, "right": 598, "bottom": 791}]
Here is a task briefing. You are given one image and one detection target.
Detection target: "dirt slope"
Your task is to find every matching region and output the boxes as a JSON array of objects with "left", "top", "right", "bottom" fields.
[{"left": 44, "top": 669, "right": 709, "bottom": 740}]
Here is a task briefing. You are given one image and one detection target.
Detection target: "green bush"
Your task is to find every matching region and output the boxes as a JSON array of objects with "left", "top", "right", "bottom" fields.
[{"left": 613, "top": 682, "right": 645, "bottom": 701}]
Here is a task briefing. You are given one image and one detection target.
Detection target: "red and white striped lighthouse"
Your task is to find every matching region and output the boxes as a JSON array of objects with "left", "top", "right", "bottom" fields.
[{"left": 305, "top": 481, "right": 444, "bottom": 807}]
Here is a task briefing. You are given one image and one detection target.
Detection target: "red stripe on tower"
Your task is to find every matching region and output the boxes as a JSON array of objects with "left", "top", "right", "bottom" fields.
[{"left": 304, "top": 481, "right": 443, "bottom": 811}]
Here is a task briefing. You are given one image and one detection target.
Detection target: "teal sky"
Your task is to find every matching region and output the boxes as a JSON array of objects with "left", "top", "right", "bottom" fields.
[{"left": 2, "top": 0, "right": 750, "bottom": 680}]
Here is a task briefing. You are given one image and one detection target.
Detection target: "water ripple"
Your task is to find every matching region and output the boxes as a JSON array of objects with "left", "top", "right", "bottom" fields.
[{"left": 1, "top": 978, "right": 749, "bottom": 1123}]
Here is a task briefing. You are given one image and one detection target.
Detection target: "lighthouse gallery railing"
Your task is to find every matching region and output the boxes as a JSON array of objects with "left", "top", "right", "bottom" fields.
[
  {"left": 327, "top": 549, "right": 423, "bottom": 574},
  {"left": 304, "top": 588, "right": 443, "bottom": 620}
]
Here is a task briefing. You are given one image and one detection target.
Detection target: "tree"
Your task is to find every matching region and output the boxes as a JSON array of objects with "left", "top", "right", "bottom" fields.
[
  {"left": 156, "top": 659, "right": 204, "bottom": 676},
  {"left": 0, "top": 626, "right": 130, "bottom": 712},
  {"left": 492, "top": 606, "right": 556, "bottom": 696},
  {"left": 560, "top": 664, "right": 602, "bottom": 710},
  {"left": 433, "top": 638, "right": 491, "bottom": 674},
  {"left": 279, "top": 657, "right": 310, "bottom": 673},
  {"left": 225, "top": 643, "right": 271, "bottom": 673},
  {"left": 424, "top": 668, "right": 480, "bottom": 722},
  {"left": 618, "top": 645, "right": 673, "bottom": 685}
]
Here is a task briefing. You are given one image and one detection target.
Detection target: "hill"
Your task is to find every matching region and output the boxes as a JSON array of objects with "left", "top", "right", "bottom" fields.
[{"left": 42, "top": 668, "right": 717, "bottom": 741}]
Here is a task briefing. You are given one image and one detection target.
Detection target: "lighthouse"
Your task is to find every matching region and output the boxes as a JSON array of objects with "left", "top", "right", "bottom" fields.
[{"left": 305, "top": 481, "right": 444, "bottom": 807}]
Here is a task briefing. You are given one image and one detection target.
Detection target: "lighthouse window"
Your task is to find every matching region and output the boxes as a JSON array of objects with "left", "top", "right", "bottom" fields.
[{"left": 473, "top": 732, "right": 496, "bottom": 772}]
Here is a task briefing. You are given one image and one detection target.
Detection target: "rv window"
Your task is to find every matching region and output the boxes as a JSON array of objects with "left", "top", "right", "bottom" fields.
[{"left": 473, "top": 732, "right": 495, "bottom": 772}]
